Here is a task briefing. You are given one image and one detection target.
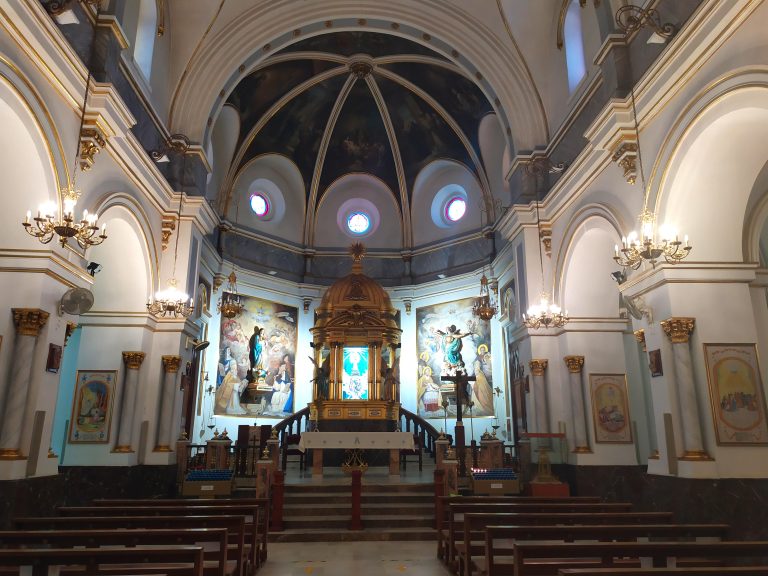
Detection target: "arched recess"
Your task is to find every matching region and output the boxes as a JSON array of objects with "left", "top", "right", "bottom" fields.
[
  {"left": 555, "top": 205, "right": 625, "bottom": 318},
  {"left": 648, "top": 72, "right": 768, "bottom": 263},
  {"left": 86, "top": 196, "right": 156, "bottom": 313},
  {"left": 228, "top": 154, "right": 305, "bottom": 245},
  {"left": 412, "top": 160, "right": 484, "bottom": 246},
  {"left": 0, "top": 55, "right": 68, "bottom": 249},
  {"left": 206, "top": 104, "right": 240, "bottom": 203},
  {"left": 169, "top": 1, "right": 547, "bottom": 156},
  {"left": 133, "top": 0, "right": 158, "bottom": 80},
  {"left": 314, "top": 173, "right": 401, "bottom": 250},
  {"left": 743, "top": 160, "right": 768, "bottom": 265},
  {"left": 478, "top": 113, "right": 509, "bottom": 206}
]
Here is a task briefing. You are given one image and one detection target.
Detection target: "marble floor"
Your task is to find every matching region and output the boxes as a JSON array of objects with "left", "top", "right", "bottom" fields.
[{"left": 259, "top": 541, "right": 451, "bottom": 575}]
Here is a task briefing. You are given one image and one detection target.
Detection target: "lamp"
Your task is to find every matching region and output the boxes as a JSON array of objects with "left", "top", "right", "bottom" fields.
[
  {"left": 147, "top": 138, "right": 194, "bottom": 319},
  {"left": 216, "top": 172, "right": 245, "bottom": 319},
  {"left": 22, "top": 1, "right": 107, "bottom": 249},
  {"left": 522, "top": 192, "right": 568, "bottom": 330},
  {"left": 472, "top": 272, "right": 498, "bottom": 321}
]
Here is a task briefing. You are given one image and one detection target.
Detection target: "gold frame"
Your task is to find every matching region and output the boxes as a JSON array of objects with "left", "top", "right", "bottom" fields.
[
  {"left": 588, "top": 373, "right": 633, "bottom": 444},
  {"left": 703, "top": 343, "right": 768, "bottom": 446},
  {"left": 68, "top": 370, "right": 117, "bottom": 444}
]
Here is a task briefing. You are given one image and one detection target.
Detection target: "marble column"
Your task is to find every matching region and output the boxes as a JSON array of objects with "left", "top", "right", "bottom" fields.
[
  {"left": 528, "top": 359, "right": 550, "bottom": 438},
  {"left": 660, "top": 317, "right": 711, "bottom": 460},
  {"left": 113, "top": 351, "right": 146, "bottom": 453},
  {"left": 564, "top": 355, "right": 590, "bottom": 453},
  {"left": 0, "top": 308, "right": 49, "bottom": 459},
  {"left": 155, "top": 355, "right": 181, "bottom": 452}
]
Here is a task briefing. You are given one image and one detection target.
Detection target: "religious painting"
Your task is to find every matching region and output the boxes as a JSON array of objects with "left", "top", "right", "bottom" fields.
[
  {"left": 704, "top": 343, "right": 768, "bottom": 445},
  {"left": 217, "top": 294, "right": 298, "bottom": 418},
  {"left": 342, "top": 347, "right": 369, "bottom": 400},
  {"left": 196, "top": 276, "right": 211, "bottom": 318},
  {"left": 68, "top": 370, "right": 116, "bottom": 444},
  {"left": 499, "top": 279, "right": 517, "bottom": 323},
  {"left": 648, "top": 349, "right": 663, "bottom": 377},
  {"left": 416, "top": 297, "right": 494, "bottom": 418},
  {"left": 46, "top": 343, "right": 62, "bottom": 373},
  {"left": 589, "top": 373, "right": 632, "bottom": 443}
]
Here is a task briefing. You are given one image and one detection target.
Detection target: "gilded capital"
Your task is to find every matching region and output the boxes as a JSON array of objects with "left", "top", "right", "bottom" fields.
[
  {"left": 563, "top": 355, "right": 584, "bottom": 373},
  {"left": 64, "top": 322, "right": 78, "bottom": 347},
  {"left": 162, "top": 355, "right": 182, "bottom": 373},
  {"left": 633, "top": 329, "right": 646, "bottom": 351},
  {"left": 661, "top": 317, "right": 695, "bottom": 344},
  {"left": 12, "top": 308, "right": 50, "bottom": 337},
  {"left": 122, "top": 351, "right": 146, "bottom": 369},
  {"left": 529, "top": 359, "right": 548, "bottom": 376}
]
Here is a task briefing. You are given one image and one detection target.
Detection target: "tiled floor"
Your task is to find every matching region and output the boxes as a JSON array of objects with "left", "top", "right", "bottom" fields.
[{"left": 259, "top": 541, "right": 452, "bottom": 575}]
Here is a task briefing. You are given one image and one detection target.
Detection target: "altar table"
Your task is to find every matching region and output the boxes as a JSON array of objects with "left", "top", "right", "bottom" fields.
[{"left": 298, "top": 432, "right": 415, "bottom": 476}]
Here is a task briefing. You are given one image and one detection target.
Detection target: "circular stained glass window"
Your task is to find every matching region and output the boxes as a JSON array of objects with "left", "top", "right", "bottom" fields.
[
  {"left": 347, "top": 211, "right": 371, "bottom": 234},
  {"left": 445, "top": 197, "right": 466, "bottom": 222},
  {"left": 250, "top": 193, "right": 269, "bottom": 217}
]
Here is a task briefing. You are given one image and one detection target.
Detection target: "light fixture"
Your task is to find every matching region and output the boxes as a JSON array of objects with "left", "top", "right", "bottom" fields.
[
  {"left": 615, "top": 5, "right": 676, "bottom": 40},
  {"left": 217, "top": 271, "right": 245, "bottom": 319},
  {"left": 147, "top": 137, "right": 194, "bottom": 319},
  {"left": 472, "top": 272, "right": 498, "bottom": 321},
  {"left": 522, "top": 192, "right": 568, "bottom": 330},
  {"left": 22, "top": 1, "right": 107, "bottom": 250},
  {"left": 611, "top": 11, "right": 691, "bottom": 271}
]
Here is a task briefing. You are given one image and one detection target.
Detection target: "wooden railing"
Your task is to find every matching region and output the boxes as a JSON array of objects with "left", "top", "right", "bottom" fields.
[
  {"left": 273, "top": 406, "right": 311, "bottom": 438},
  {"left": 399, "top": 406, "right": 442, "bottom": 458}
]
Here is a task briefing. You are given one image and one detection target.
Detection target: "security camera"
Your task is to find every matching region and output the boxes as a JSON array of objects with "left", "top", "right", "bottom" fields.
[
  {"left": 86, "top": 262, "right": 102, "bottom": 276},
  {"left": 610, "top": 270, "right": 626, "bottom": 285}
]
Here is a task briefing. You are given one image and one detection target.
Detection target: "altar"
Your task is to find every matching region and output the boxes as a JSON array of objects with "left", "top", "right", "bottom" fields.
[{"left": 298, "top": 431, "right": 414, "bottom": 476}]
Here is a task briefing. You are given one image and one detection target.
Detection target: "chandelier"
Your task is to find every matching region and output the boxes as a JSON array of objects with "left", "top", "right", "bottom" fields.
[
  {"left": 147, "top": 139, "right": 194, "bottom": 319},
  {"left": 218, "top": 271, "right": 245, "bottom": 319},
  {"left": 22, "top": 1, "right": 107, "bottom": 250},
  {"left": 614, "top": 210, "right": 691, "bottom": 269},
  {"left": 472, "top": 273, "right": 498, "bottom": 321}
]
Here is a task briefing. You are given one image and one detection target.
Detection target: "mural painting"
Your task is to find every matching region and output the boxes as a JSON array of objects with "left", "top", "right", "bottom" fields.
[
  {"left": 416, "top": 297, "right": 494, "bottom": 418},
  {"left": 216, "top": 294, "right": 298, "bottom": 418}
]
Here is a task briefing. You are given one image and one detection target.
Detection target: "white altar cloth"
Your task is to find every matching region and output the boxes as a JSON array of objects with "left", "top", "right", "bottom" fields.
[{"left": 298, "top": 431, "right": 414, "bottom": 452}]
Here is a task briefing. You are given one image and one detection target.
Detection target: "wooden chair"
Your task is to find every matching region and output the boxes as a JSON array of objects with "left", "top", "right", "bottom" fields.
[
  {"left": 400, "top": 432, "right": 423, "bottom": 470},
  {"left": 282, "top": 433, "right": 305, "bottom": 472}
]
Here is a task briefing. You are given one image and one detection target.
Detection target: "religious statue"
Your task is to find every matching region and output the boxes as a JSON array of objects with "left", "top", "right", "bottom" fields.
[
  {"left": 248, "top": 325, "right": 265, "bottom": 381},
  {"left": 310, "top": 355, "right": 331, "bottom": 400},
  {"left": 381, "top": 366, "right": 399, "bottom": 401},
  {"left": 436, "top": 324, "right": 474, "bottom": 375}
]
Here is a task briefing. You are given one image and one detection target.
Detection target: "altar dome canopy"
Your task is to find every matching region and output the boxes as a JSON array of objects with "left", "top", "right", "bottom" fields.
[{"left": 213, "top": 31, "right": 505, "bottom": 257}]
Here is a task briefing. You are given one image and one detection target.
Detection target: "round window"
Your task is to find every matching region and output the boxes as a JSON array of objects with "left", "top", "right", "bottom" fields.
[
  {"left": 445, "top": 197, "right": 466, "bottom": 222},
  {"left": 346, "top": 211, "right": 371, "bottom": 234},
  {"left": 250, "top": 193, "right": 270, "bottom": 217}
]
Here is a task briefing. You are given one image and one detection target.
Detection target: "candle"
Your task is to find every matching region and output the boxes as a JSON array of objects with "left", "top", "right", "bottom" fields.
[{"left": 25, "top": 211, "right": 30, "bottom": 224}]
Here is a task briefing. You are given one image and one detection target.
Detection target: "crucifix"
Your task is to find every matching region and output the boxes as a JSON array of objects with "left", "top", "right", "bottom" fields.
[{"left": 441, "top": 371, "right": 475, "bottom": 476}]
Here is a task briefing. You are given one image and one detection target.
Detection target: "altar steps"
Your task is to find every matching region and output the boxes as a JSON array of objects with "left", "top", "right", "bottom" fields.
[{"left": 270, "top": 481, "right": 436, "bottom": 542}]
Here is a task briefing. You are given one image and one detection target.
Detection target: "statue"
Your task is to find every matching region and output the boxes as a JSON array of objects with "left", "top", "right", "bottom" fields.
[
  {"left": 248, "top": 325, "right": 265, "bottom": 382},
  {"left": 436, "top": 324, "right": 474, "bottom": 375},
  {"left": 381, "top": 366, "right": 399, "bottom": 402},
  {"left": 310, "top": 355, "right": 331, "bottom": 400}
]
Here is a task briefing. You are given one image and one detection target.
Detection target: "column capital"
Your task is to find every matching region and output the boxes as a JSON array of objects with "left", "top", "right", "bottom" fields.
[
  {"left": 529, "top": 359, "right": 548, "bottom": 376},
  {"left": 661, "top": 317, "right": 696, "bottom": 344},
  {"left": 633, "top": 329, "right": 646, "bottom": 351},
  {"left": 162, "top": 355, "right": 182, "bottom": 373},
  {"left": 563, "top": 355, "right": 584, "bottom": 373},
  {"left": 64, "top": 322, "right": 78, "bottom": 347},
  {"left": 122, "top": 351, "right": 146, "bottom": 369},
  {"left": 12, "top": 308, "right": 49, "bottom": 337}
]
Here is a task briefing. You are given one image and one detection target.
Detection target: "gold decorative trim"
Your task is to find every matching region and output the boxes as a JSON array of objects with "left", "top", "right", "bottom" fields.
[
  {"left": 611, "top": 140, "right": 638, "bottom": 185},
  {"left": 648, "top": 449, "right": 660, "bottom": 460},
  {"left": 153, "top": 445, "right": 173, "bottom": 452},
  {"left": 679, "top": 450, "right": 713, "bottom": 461},
  {"left": 111, "top": 445, "right": 134, "bottom": 453},
  {"left": 162, "top": 355, "right": 181, "bottom": 373},
  {"left": 0, "top": 448, "right": 25, "bottom": 460},
  {"left": 13, "top": 308, "right": 50, "bottom": 337},
  {"left": 540, "top": 227, "right": 552, "bottom": 258},
  {"left": 156, "top": 0, "right": 165, "bottom": 36},
  {"left": 529, "top": 359, "right": 548, "bottom": 376},
  {"left": 661, "top": 317, "right": 695, "bottom": 344},
  {"left": 64, "top": 322, "right": 78, "bottom": 347},
  {"left": 564, "top": 355, "right": 584, "bottom": 373},
  {"left": 161, "top": 217, "right": 176, "bottom": 251},
  {"left": 633, "top": 329, "right": 646, "bottom": 351},
  {"left": 573, "top": 446, "right": 592, "bottom": 453},
  {"left": 122, "top": 351, "right": 146, "bottom": 369},
  {"left": 79, "top": 126, "right": 107, "bottom": 171}
]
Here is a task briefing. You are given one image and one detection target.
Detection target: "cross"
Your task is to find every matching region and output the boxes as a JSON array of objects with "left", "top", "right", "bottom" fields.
[{"left": 440, "top": 372, "right": 475, "bottom": 423}]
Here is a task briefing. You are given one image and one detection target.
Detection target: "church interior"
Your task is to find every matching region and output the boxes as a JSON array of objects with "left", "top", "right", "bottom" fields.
[{"left": 1, "top": 0, "right": 768, "bottom": 573}]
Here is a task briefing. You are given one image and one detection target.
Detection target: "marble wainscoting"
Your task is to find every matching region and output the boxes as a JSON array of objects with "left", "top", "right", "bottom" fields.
[
  {"left": 556, "top": 465, "right": 768, "bottom": 540},
  {"left": 0, "top": 465, "right": 177, "bottom": 528}
]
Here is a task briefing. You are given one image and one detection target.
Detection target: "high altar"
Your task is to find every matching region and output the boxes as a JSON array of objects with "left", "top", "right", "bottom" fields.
[{"left": 309, "top": 244, "right": 401, "bottom": 432}]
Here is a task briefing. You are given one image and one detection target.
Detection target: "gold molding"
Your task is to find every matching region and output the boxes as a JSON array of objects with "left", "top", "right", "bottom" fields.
[
  {"left": 162, "top": 355, "right": 181, "bottom": 373},
  {"left": 573, "top": 446, "right": 592, "bottom": 453},
  {"left": 13, "top": 308, "right": 50, "bottom": 337},
  {"left": 0, "top": 448, "right": 25, "bottom": 460},
  {"left": 661, "top": 317, "right": 695, "bottom": 344},
  {"left": 112, "top": 445, "right": 134, "bottom": 453},
  {"left": 64, "top": 322, "right": 78, "bottom": 347},
  {"left": 529, "top": 359, "right": 548, "bottom": 376},
  {"left": 564, "top": 355, "right": 584, "bottom": 373},
  {"left": 122, "top": 351, "right": 146, "bottom": 369},
  {"left": 633, "top": 328, "right": 646, "bottom": 351},
  {"left": 679, "top": 449, "right": 713, "bottom": 461},
  {"left": 161, "top": 217, "right": 176, "bottom": 251},
  {"left": 153, "top": 445, "right": 173, "bottom": 452}
]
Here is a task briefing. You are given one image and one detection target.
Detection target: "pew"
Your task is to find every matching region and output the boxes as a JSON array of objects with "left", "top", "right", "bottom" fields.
[
  {"left": 478, "top": 524, "right": 730, "bottom": 576},
  {"left": 0, "top": 528, "right": 232, "bottom": 576},
  {"left": 16, "top": 515, "right": 247, "bottom": 576},
  {"left": 57, "top": 504, "right": 262, "bottom": 570},
  {"left": 91, "top": 497, "right": 270, "bottom": 565},
  {"left": 558, "top": 568, "right": 768, "bottom": 575},
  {"left": 509, "top": 541, "right": 768, "bottom": 576},
  {"left": 0, "top": 546, "right": 205, "bottom": 576}
]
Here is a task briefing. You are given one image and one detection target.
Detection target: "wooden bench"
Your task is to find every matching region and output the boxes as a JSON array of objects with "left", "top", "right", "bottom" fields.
[
  {"left": 57, "top": 504, "right": 262, "bottom": 572},
  {"left": 0, "top": 528, "right": 231, "bottom": 576},
  {"left": 0, "top": 545, "right": 205, "bottom": 576},
  {"left": 558, "top": 568, "right": 768, "bottom": 575},
  {"left": 479, "top": 524, "right": 729, "bottom": 576},
  {"left": 16, "top": 515, "right": 247, "bottom": 576},
  {"left": 442, "top": 502, "right": 635, "bottom": 568},
  {"left": 509, "top": 541, "right": 768, "bottom": 576},
  {"left": 92, "top": 497, "right": 270, "bottom": 565}
]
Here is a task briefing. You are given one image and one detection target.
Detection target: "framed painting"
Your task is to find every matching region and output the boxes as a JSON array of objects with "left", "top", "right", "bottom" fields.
[
  {"left": 68, "top": 370, "right": 117, "bottom": 443},
  {"left": 704, "top": 343, "right": 768, "bottom": 445},
  {"left": 589, "top": 373, "right": 632, "bottom": 443},
  {"left": 648, "top": 349, "right": 663, "bottom": 377}
]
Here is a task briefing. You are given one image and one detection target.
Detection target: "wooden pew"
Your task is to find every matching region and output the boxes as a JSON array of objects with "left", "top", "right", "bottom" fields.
[
  {"left": 558, "top": 568, "right": 768, "bottom": 575},
  {"left": 509, "top": 541, "right": 768, "bottom": 576},
  {"left": 57, "top": 504, "right": 262, "bottom": 571},
  {"left": 0, "top": 528, "right": 231, "bottom": 576},
  {"left": 479, "top": 524, "right": 730, "bottom": 576},
  {"left": 442, "top": 502, "right": 636, "bottom": 568},
  {"left": 16, "top": 515, "right": 247, "bottom": 576},
  {"left": 0, "top": 546, "right": 205, "bottom": 576},
  {"left": 91, "top": 497, "right": 270, "bottom": 565}
]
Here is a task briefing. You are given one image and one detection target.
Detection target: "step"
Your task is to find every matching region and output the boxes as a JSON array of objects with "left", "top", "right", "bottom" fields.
[
  {"left": 268, "top": 527, "right": 437, "bottom": 542},
  {"left": 283, "top": 483, "right": 434, "bottom": 494},
  {"left": 284, "top": 492, "right": 433, "bottom": 503},
  {"left": 283, "top": 503, "right": 434, "bottom": 517},
  {"left": 283, "top": 515, "right": 434, "bottom": 529}
]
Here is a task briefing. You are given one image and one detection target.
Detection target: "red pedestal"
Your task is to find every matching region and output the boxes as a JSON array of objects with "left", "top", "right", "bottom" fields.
[{"left": 527, "top": 481, "right": 570, "bottom": 498}]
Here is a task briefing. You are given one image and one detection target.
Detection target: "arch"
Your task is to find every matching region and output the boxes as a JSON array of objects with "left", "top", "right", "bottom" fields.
[
  {"left": 169, "top": 1, "right": 547, "bottom": 156},
  {"left": 743, "top": 161, "right": 768, "bottom": 265},
  {"left": 648, "top": 71, "right": 768, "bottom": 262}
]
